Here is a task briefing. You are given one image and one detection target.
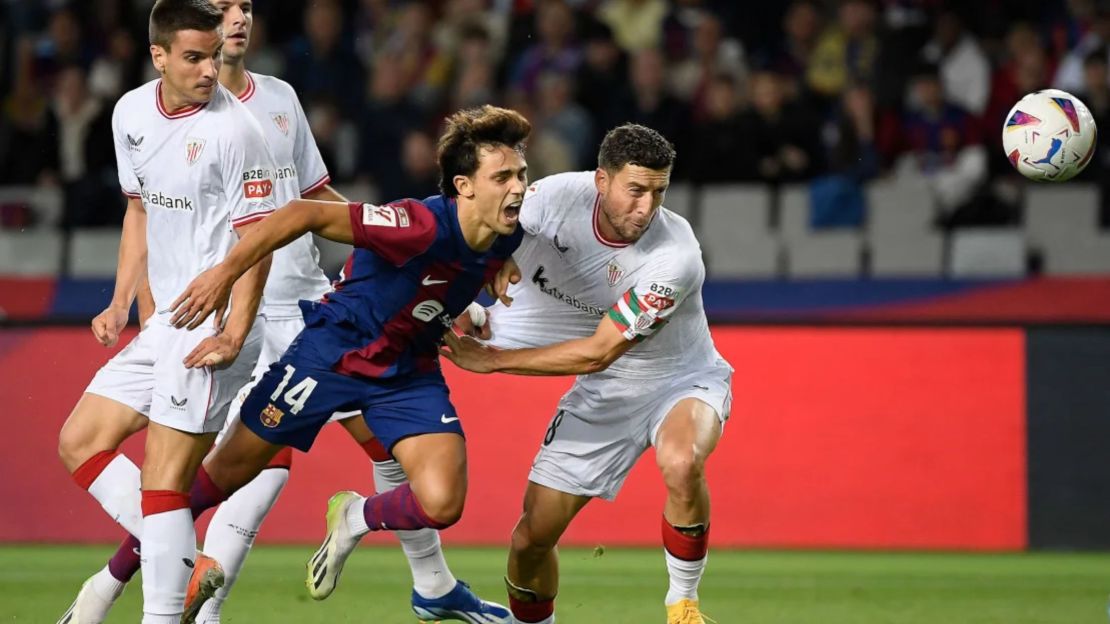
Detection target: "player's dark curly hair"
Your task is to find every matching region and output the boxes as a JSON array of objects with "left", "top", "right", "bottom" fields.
[
  {"left": 438, "top": 105, "right": 531, "bottom": 198},
  {"left": 149, "top": 0, "right": 223, "bottom": 50},
  {"left": 597, "top": 124, "right": 676, "bottom": 173}
]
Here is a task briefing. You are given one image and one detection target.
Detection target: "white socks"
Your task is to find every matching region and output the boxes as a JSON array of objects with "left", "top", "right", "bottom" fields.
[
  {"left": 141, "top": 508, "right": 195, "bottom": 620},
  {"left": 90, "top": 565, "right": 126, "bottom": 601},
  {"left": 197, "top": 467, "right": 291, "bottom": 623},
  {"left": 663, "top": 550, "right": 707, "bottom": 605},
  {"left": 373, "top": 459, "right": 456, "bottom": 598},
  {"left": 87, "top": 454, "right": 142, "bottom": 537}
]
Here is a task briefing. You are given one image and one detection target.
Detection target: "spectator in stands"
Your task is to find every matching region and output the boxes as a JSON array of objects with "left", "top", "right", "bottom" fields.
[
  {"left": 823, "top": 82, "right": 879, "bottom": 181},
  {"left": 0, "top": 55, "right": 58, "bottom": 187},
  {"left": 669, "top": 11, "right": 747, "bottom": 122},
  {"left": 759, "top": 0, "right": 823, "bottom": 91},
  {"left": 1076, "top": 48, "right": 1110, "bottom": 226},
  {"left": 33, "top": 8, "right": 92, "bottom": 82},
  {"left": 508, "top": 0, "right": 582, "bottom": 98},
  {"left": 86, "top": 28, "right": 140, "bottom": 100},
  {"left": 534, "top": 70, "right": 594, "bottom": 169},
  {"left": 602, "top": 47, "right": 691, "bottom": 170},
  {"left": 243, "top": 14, "right": 285, "bottom": 79},
  {"left": 284, "top": 0, "right": 364, "bottom": 118},
  {"left": 920, "top": 10, "right": 990, "bottom": 116},
  {"left": 687, "top": 73, "right": 747, "bottom": 183},
  {"left": 377, "top": 128, "right": 440, "bottom": 201},
  {"left": 377, "top": 2, "right": 451, "bottom": 110},
  {"left": 358, "top": 56, "right": 424, "bottom": 196},
  {"left": 575, "top": 20, "right": 628, "bottom": 133},
  {"left": 51, "top": 65, "right": 119, "bottom": 228},
  {"left": 446, "top": 24, "right": 498, "bottom": 112},
  {"left": 434, "top": 0, "right": 509, "bottom": 65},
  {"left": 597, "top": 0, "right": 668, "bottom": 52},
  {"left": 1053, "top": 4, "right": 1110, "bottom": 94},
  {"left": 890, "top": 64, "right": 991, "bottom": 226},
  {"left": 806, "top": 0, "right": 880, "bottom": 100},
  {"left": 738, "top": 70, "right": 824, "bottom": 184}
]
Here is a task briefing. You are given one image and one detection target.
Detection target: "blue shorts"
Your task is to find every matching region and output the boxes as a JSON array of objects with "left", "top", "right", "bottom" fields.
[{"left": 239, "top": 344, "right": 462, "bottom": 453}]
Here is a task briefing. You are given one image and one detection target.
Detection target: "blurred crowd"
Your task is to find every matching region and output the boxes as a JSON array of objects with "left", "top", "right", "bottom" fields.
[{"left": 3, "top": 0, "right": 1110, "bottom": 231}]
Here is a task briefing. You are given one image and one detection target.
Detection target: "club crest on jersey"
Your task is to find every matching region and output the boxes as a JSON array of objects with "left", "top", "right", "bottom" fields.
[
  {"left": 635, "top": 312, "right": 654, "bottom": 331},
  {"left": 271, "top": 112, "right": 290, "bottom": 136},
  {"left": 260, "top": 403, "right": 284, "bottom": 428},
  {"left": 185, "top": 138, "right": 206, "bottom": 165},
  {"left": 606, "top": 260, "right": 625, "bottom": 287}
]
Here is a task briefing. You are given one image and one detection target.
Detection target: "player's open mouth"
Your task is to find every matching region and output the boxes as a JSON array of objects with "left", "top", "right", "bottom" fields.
[
  {"left": 228, "top": 31, "right": 247, "bottom": 41},
  {"left": 503, "top": 201, "right": 521, "bottom": 224}
]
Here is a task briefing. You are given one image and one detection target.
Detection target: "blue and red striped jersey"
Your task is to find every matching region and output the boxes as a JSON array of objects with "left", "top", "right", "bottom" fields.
[{"left": 296, "top": 196, "right": 522, "bottom": 379}]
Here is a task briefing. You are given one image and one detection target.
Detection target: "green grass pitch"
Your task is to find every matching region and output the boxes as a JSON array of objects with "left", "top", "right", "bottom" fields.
[{"left": 3, "top": 545, "right": 1108, "bottom": 623}]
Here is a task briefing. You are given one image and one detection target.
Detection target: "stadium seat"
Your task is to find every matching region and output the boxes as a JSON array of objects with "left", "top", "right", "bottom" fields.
[
  {"left": 865, "top": 178, "right": 936, "bottom": 239},
  {"left": 1040, "top": 234, "right": 1110, "bottom": 274},
  {"left": 870, "top": 233, "right": 945, "bottom": 276},
  {"left": 785, "top": 232, "right": 863, "bottom": 278},
  {"left": 777, "top": 184, "right": 810, "bottom": 242},
  {"left": 68, "top": 228, "right": 121, "bottom": 277},
  {"left": 0, "top": 229, "right": 63, "bottom": 275},
  {"left": 0, "top": 185, "right": 64, "bottom": 227},
  {"left": 1024, "top": 184, "right": 1099, "bottom": 247},
  {"left": 949, "top": 228, "right": 1026, "bottom": 277},
  {"left": 697, "top": 185, "right": 779, "bottom": 277},
  {"left": 1023, "top": 184, "right": 1105, "bottom": 274},
  {"left": 662, "top": 182, "right": 694, "bottom": 223}
]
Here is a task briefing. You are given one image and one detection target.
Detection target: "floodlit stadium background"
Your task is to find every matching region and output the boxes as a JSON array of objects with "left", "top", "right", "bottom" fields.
[{"left": 2, "top": 0, "right": 1109, "bottom": 565}]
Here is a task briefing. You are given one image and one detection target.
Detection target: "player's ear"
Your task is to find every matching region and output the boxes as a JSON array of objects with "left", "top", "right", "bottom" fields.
[
  {"left": 150, "top": 44, "right": 167, "bottom": 74},
  {"left": 453, "top": 174, "right": 475, "bottom": 199},
  {"left": 594, "top": 168, "right": 609, "bottom": 195}
]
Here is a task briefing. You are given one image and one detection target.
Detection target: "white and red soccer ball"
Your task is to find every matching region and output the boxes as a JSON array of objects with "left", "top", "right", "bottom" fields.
[{"left": 1002, "top": 88, "right": 1097, "bottom": 182}]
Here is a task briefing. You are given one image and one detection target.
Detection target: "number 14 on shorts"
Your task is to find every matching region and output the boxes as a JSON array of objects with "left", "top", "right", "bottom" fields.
[{"left": 271, "top": 364, "right": 317, "bottom": 414}]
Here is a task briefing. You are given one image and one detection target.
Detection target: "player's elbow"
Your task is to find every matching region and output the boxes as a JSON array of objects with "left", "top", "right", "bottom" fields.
[{"left": 580, "top": 345, "right": 622, "bottom": 374}]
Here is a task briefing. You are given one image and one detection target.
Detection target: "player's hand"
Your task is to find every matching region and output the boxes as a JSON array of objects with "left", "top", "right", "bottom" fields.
[
  {"left": 439, "top": 330, "right": 498, "bottom": 373},
  {"left": 183, "top": 332, "right": 244, "bottom": 369},
  {"left": 170, "top": 265, "right": 236, "bottom": 330},
  {"left": 453, "top": 303, "right": 492, "bottom": 340},
  {"left": 91, "top": 304, "right": 130, "bottom": 347},
  {"left": 485, "top": 258, "right": 520, "bottom": 306}
]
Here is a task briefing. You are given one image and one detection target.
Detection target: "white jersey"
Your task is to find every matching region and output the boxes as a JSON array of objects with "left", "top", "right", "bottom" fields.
[
  {"left": 112, "top": 79, "right": 277, "bottom": 313},
  {"left": 238, "top": 72, "right": 333, "bottom": 318},
  {"left": 487, "top": 171, "right": 727, "bottom": 383}
]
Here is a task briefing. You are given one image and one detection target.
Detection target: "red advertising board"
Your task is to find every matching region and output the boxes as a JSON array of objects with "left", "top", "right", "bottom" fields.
[{"left": 0, "top": 326, "right": 1026, "bottom": 549}]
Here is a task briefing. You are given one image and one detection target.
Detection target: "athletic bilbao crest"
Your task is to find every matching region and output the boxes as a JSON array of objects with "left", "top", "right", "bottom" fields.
[
  {"left": 607, "top": 259, "right": 625, "bottom": 287},
  {"left": 260, "top": 403, "right": 284, "bottom": 428},
  {"left": 185, "top": 138, "right": 206, "bottom": 165},
  {"left": 271, "top": 112, "right": 290, "bottom": 136}
]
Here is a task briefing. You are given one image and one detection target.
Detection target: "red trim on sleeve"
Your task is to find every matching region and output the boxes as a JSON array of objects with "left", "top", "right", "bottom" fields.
[
  {"left": 122, "top": 191, "right": 141, "bottom": 199},
  {"left": 141, "top": 490, "right": 190, "bottom": 516},
  {"left": 231, "top": 209, "right": 275, "bottom": 228},
  {"left": 300, "top": 173, "right": 331, "bottom": 196}
]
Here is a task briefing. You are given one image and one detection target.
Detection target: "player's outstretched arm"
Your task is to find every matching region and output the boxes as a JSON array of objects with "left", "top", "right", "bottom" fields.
[
  {"left": 91, "top": 197, "right": 147, "bottom": 347},
  {"left": 170, "top": 199, "right": 354, "bottom": 330},
  {"left": 440, "top": 317, "right": 634, "bottom": 376}
]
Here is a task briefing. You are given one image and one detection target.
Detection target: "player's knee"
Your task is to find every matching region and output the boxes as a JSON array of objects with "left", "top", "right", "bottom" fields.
[
  {"left": 416, "top": 487, "right": 466, "bottom": 527},
  {"left": 510, "top": 515, "right": 559, "bottom": 556},
  {"left": 57, "top": 424, "right": 95, "bottom": 472},
  {"left": 658, "top": 447, "right": 705, "bottom": 494}
]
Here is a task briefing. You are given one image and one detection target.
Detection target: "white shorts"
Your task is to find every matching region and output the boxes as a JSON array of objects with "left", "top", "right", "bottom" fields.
[
  {"left": 219, "top": 315, "right": 358, "bottom": 442},
  {"left": 85, "top": 315, "right": 263, "bottom": 434},
  {"left": 529, "top": 360, "right": 732, "bottom": 501}
]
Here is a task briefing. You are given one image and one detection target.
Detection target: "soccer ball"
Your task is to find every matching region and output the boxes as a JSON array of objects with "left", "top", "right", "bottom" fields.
[{"left": 1002, "top": 89, "right": 1097, "bottom": 182}]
